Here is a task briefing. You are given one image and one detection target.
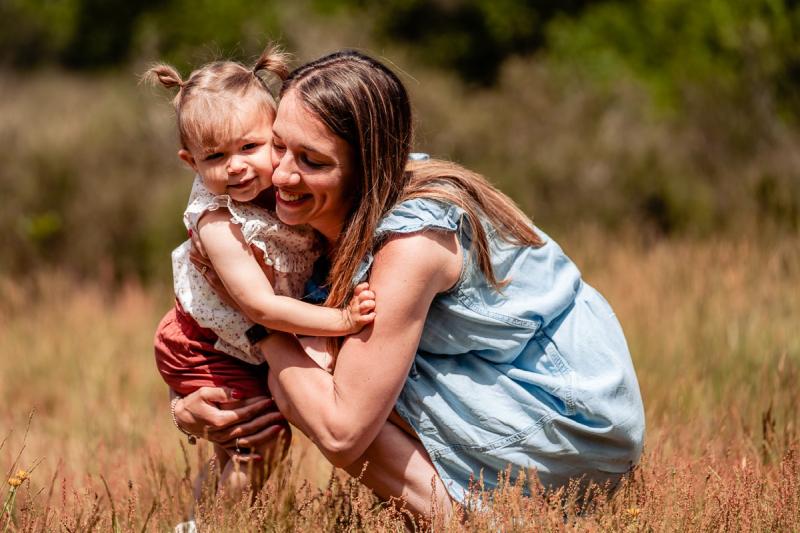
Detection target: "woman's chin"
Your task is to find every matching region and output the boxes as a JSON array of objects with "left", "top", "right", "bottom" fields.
[
  {"left": 276, "top": 200, "right": 312, "bottom": 225},
  {"left": 275, "top": 210, "right": 306, "bottom": 226}
]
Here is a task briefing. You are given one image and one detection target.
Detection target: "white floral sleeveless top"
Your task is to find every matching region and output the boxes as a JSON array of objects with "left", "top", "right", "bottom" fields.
[{"left": 172, "top": 177, "right": 319, "bottom": 364}]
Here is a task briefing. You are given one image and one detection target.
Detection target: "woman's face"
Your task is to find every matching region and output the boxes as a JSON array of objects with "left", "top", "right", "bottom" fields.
[{"left": 270, "top": 89, "right": 356, "bottom": 244}]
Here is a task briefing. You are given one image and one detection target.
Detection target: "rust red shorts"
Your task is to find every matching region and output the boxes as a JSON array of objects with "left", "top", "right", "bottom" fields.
[{"left": 153, "top": 302, "right": 268, "bottom": 398}]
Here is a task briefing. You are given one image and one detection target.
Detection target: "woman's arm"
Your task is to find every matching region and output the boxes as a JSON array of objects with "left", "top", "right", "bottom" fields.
[
  {"left": 197, "top": 209, "right": 375, "bottom": 336},
  {"left": 256, "top": 229, "right": 461, "bottom": 467}
]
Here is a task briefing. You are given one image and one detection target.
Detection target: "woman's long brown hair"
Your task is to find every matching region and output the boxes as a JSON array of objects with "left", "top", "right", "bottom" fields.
[
  {"left": 282, "top": 50, "right": 542, "bottom": 308},
  {"left": 403, "top": 159, "right": 543, "bottom": 290},
  {"left": 281, "top": 50, "right": 412, "bottom": 308}
]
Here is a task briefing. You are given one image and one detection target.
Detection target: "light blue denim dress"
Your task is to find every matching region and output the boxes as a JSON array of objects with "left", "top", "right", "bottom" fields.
[{"left": 355, "top": 197, "right": 645, "bottom": 504}]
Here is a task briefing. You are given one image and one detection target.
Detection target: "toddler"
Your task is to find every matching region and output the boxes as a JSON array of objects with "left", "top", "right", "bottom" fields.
[{"left": 145, "top": 46, "right": 376, "bottom": 495}]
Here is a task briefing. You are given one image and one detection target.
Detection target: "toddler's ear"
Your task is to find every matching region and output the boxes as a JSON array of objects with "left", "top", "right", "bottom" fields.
[{"left": 178, "top": 149, "right": 197, "bottom": 171}]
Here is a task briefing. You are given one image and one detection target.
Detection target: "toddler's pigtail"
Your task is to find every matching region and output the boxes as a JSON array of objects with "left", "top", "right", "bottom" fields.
[
  {"left": 141, "top": 64, "right": 185, "bottom": 104},
  {"left": 252, "top": 43, "right": 291, "bottom": 82}
]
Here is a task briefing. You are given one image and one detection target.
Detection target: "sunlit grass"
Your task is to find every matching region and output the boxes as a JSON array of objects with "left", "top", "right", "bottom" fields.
[{"left": 1, "top": 233, "right": 799, "bottom": 530}]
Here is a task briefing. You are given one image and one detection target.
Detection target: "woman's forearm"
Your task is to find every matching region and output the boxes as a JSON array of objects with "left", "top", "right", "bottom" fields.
[{"left": 261, "top": 332, "right": 377, "bottom": 467}]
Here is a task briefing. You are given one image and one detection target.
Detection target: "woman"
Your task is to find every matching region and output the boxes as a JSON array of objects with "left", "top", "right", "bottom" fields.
[{"left": 171, "top": 50, "right": 645, "bottom": 516}]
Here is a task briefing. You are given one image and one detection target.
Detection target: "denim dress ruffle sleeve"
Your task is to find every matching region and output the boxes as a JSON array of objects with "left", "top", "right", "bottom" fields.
[{"left": 355, "top": 197, "right": 645, "bottom": 504}]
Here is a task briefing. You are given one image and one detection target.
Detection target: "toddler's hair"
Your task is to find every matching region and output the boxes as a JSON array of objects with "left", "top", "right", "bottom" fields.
[{"left": 142, "top": 44, "right": 290, "bottom": 151}]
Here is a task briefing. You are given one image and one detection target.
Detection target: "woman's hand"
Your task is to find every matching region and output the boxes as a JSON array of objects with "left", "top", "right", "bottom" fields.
[
  {"left": 173, "top": 387, "right": 289, "bottom": 452},
  {"left": 188, "top": 230, "right": 275, "bottom": 308}
]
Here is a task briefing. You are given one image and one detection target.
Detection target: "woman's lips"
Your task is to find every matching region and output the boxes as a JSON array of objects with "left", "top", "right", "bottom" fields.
[{"left": 276, "top": 189, "right": 309, "bottom": 204}]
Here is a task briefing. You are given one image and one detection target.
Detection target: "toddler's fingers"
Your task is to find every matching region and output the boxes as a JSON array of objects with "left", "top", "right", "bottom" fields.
[
  {"left": 358, "top": 312, "right": 376, "bottom": 324},
  {"left": 353, "top": 282, "right": 370, "bottom": 295},
  {"left": 358, "top": 290, "right": 375, "bottom": 301},
  {"left": 359, "top": 300, "right": 376, "bottom": 312}
]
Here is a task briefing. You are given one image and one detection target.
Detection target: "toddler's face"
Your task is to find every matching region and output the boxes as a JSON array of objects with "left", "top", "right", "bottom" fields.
[{"left": 180, "top": 112, "right": 274, "bottom": 202}]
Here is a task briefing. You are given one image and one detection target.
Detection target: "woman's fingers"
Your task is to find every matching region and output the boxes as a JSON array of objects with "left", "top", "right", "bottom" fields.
[
  {"left": 188, "top": 229, "right": 208, "bottom": 259},
  {"left": 224, "top": 421, "right": 291, "bottom": 450},
  {"left": 188, "top": 245, "right": 224, "bottom": 289},
  {"left": 188, "top": 234, "right": 212, "bottom": 272},
  {"left": 197, "top": 386, "right": 237, "bottom": 404},
  {"left": 204, "top": 397, "right": 278, "bottom": 432},
  {"left": 209, "top": 407, "right": 287, "bottom": 444},
  {"left": 174, "top": 387, "right": 288, "bottom": 448},
  {"left": 187, "top": 237, "right": 239, "bottom": 307},
  {"left": 180, "top": 388, "right": 270, "bottom": 428},
  {"left": 250, "top": 244, "right": 276, "bottom": 285}
]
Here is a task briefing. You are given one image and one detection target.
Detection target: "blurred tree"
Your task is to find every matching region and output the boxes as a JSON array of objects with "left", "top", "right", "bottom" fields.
[
  {"left": 133, "top": 0, "right": 283, "bottom": 71},
  {"left": 546, "top": 0, "right": 800, "bottom": 232},
  {"left": 62, "top": 0, "right": 160, "bottom": 68},
  {"left": 0, "top": 0, "right": 283, "bottom": 70},
  {"left": 0, "top": 0, "right": 80, "bottom": 67},
  {"left": 547, "top": 0, "right": 800, "bottom": 122},
  {"left": 312, "top": 0, "right": 595, "bottom": 85}
]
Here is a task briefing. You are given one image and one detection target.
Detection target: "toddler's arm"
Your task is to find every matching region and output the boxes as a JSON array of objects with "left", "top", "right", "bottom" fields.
[{"left": 197, "top": 209, "right": 375, "bottom": 336}]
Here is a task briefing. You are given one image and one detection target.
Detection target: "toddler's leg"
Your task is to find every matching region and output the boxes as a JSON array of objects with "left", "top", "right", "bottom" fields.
[
  {"left": 192, "top": 444, "right": 232, "bottom": 501},
  {"left": 218, "top": 445, "right": 253, "bottom": 498},
  {"left": 216, "top": 395, "right": 291, "bottom": 498}
]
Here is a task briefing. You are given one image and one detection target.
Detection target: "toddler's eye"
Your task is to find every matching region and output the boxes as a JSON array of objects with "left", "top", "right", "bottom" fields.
[
  {"left": 243, "top": 143, "right": 259, "bottom": 151},
  {"left": 272, "top": 142, "right": 286, "bottom": 153},
  {"left": 204, "top": 152, "right": 223, "bottom": 161}
]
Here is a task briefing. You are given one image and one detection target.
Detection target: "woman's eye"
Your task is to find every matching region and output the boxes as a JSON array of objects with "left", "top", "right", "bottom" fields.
[
  {"left": 272, "top": 143, "right": 286, "bottom": 153},
  {"left": 302, "top": 155, "right": 324, "bottom": 168}
]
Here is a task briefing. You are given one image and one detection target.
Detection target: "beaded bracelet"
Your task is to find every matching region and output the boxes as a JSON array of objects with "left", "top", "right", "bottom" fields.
[{"left": 170, "top": 395, "right": 197, "bottom": 445}]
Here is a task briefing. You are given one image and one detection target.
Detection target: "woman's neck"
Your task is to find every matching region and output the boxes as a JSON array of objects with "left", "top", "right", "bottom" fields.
[{"left": 314, "top": 221, "right": 344, "bottom": 250}]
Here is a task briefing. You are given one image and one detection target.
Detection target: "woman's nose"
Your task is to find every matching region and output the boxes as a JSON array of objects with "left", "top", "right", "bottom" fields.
[{"left": 272, "top": 154, "right": 301, "bottom": 187}]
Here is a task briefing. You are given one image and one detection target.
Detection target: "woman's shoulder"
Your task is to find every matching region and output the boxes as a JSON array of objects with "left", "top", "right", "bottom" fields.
[
  {"left": 376, "top": 196, "right": 464, "bottom": 238},
  {"left": 350, "top": 197, "right": 463, "bottom": 286}
]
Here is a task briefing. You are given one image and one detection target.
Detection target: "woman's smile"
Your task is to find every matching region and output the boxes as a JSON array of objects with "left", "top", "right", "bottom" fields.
[{"left": 276, "top": 189, "right": 309, "bottom": 203}]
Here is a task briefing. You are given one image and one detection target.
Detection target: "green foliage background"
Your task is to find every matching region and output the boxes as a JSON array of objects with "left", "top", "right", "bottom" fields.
[{"left": 1, "top": 0, "right": 799, "bottom": 281}]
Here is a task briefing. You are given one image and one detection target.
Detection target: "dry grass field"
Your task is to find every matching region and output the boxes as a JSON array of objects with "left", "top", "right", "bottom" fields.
[{"left": 2, "top": 231, "right": 799, "bottom": 531}]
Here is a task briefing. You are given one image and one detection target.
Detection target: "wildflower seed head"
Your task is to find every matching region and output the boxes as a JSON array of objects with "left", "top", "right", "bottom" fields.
[
  {"left": 624, "top": 507, "right": 641, "bottom": 519},
  {"left": 15, "top": 469, "right": 28, "bottom": 481},
  {"left": 8, "top": 477, "right": 22, "bottom": 487}
]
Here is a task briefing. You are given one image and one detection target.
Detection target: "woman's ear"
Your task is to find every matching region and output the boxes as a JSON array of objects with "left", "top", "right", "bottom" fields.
[{"left": 178, "top": 149, "right": 197, "bottom": 171}]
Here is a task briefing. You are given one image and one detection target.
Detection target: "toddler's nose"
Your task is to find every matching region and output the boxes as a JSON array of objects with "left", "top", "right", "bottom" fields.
[{"left": 227, "top": 156, "right": 246, "bottom": 175}]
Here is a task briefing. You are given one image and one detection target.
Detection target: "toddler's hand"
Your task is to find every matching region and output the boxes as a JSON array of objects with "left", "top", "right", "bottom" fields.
[{"left": 344, "top": 282, "right": 376, "bottom": 333}]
